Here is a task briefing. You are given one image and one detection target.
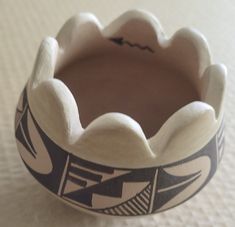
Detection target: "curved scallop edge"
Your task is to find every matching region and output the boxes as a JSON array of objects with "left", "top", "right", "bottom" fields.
[{"left": 26, "top": 10, "right": 226, "bottom": 167}]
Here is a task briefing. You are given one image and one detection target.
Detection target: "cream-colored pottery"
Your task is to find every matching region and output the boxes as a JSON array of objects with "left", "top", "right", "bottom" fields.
[{"left": 15, "top": 10, "right": 226, "bottom": 216}]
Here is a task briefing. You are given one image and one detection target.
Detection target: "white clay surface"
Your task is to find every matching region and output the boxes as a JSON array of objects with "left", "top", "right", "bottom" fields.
[
  {"left": 27, "top": 10, "right": 225, "bottom": 167},
  {"left": 0, "top": 1, "right": 233, "bottom": 226}
]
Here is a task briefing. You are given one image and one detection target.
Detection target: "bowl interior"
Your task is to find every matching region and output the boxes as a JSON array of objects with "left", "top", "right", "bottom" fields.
[{"left": 55, "top": 49, "right": 199, "bottom": 138}]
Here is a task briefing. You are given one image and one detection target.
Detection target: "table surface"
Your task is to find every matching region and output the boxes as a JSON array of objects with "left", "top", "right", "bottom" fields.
[{"left": 0, "top": 0, "right": 235, "bottom": 226}]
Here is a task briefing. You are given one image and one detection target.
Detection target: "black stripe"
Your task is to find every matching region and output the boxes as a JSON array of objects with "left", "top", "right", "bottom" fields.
[
  {"left": 107, "top": 208, "right": 114, "bottom": 215},
  {"left": 122, "top": 204, "right": 135, "bottom": 215},
  {"left": 70, "top": 166, "right": 102, "bottom": 182},
  {"left": 146, "top": 186, "right": 151, "bottom": 193},
  {"left": 217, "top": 125, "right": 224, "bottom": 138},
  {"left": 71, "top": 155, "right": 114, "bottom": 174},
  {"left": 113, "top": 207, "right": 122, "bottom": 215},
  {"left": 60, "top": 155, "right": 71, "bottom": 195},
  {"left": 17, "top": 105, "right": 37, "bottom": 158},
  {"left": 141, "top": 190, "right": 150, "bottom": 200},
  {"left": 132, "top": 198, "right": 146, "bottom": 213},
  {"left": 219, "top": 146, "right": 225, "bottom": 162},
  {"left": 218, "top": 137, "right": 225, "bottom": 151},
  {"left": 127, "top": 201, "right": 141, "bottom": 214},
  {"left": 21, "top": 110, "right": 37, "bottom": 155},
  {"left": 110, "top": 208, "right": 118, "bottom": 215},
  {"left": 22, "top": 87, "right": 28, "bottom": 107},
  {"left": 131, "top": 200, "right": 144, "bottom": 214},
  {"left": 16, "top": 124, "right": 36, "bottom": 158},
  {"left": 135, "top": 196, "right": 148, "bottom": 210},
  {"left": 112, "top": 207, "right": 125, "bottom": 215},
  {"left": 117, "top": 205, "right": 130, "bottom": 215},
  {"left": 218, "top": 133, "right": 224, "bottom": 145},
  {"left": 67, "top": 175, "right": 87, "bottom": 187},
  {"left": 139, "top": 193, "right": 149, "bottom": 204}
]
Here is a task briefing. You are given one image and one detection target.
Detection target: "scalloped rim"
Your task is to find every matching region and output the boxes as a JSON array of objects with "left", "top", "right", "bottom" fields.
[{"left": 26, "top": 9, "right": 226, "bottom": 168}]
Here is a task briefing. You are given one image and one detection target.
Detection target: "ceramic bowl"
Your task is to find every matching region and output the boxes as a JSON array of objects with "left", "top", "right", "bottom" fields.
[{"left": 15, "top": 10, "right": 226, "bottom": 216}]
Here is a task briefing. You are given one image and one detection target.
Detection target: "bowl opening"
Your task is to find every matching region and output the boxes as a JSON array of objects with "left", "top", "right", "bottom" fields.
[{"left": 55, "top": 45, "right": 200, "bottom": 138}]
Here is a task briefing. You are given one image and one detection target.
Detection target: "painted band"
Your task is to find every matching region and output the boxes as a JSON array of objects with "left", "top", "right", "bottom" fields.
[{"left": 15, "top": 87, "right": 224, "bottom": 216}]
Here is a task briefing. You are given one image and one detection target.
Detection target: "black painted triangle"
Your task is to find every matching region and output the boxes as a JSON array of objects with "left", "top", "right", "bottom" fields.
[
  {"left": 63, "top": 167, "right": 155, "bottom": 196},
  {"left": 157, "top": 167, "right": 201, "bottom": 189},
  {"left": 65, "top": 191, "right": 93, "bottom": 206},
  {"left": 153, "top": 174, "right": 201, "bottom": 211},
  {"left": 63, "top": 175, "right": 128, "bottom": 207},
  {"left": 96, "top": 184, "right": 151, "bottom": 215},
  {"left": 15, "top": 111, "right": 36, "bottom": 158},
  {"left": 62, "top": 168, "right": 156, "bottom": 207}
]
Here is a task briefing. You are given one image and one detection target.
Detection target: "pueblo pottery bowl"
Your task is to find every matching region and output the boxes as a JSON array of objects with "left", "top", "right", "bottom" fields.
[{"left": 15, "top": 10, "right": 226, "bottom": 217}]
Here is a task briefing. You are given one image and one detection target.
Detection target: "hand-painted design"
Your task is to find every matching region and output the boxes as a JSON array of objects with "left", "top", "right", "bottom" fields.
[
  {"left": 15, "top": 88, "right": 28, "bottom": 129},
  {"left": 16, "top": 108, "right": 53, "bottom": 174},
  {"left": 15, "top": 88, "right": 68, "bottom": 193},
  {"left": 109, "top": 37, "right": 154, "bottom": 53},
  {"left": 96, "top": 184, "right": 152, "bottom": 215},
  {"left": 156, "top": 168, "right": 201, "bottom": 190},
  {"left": 153, "top": 156, "right": 210, "bottom": 212},
  {"left": 61, "top": 154, "right": 131, "bottom": 207},
  {"left": 15, "top": 86, "right": 223, "bottom": 216},
  {"left": 61, "top": 160, "right": 155, "bottom": 209},
  {"left": 216, "top": 121, "right": 225, "bottom": 163}
]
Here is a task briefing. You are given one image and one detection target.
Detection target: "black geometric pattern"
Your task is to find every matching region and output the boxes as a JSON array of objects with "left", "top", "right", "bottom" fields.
[
  {"left": 14, "top": 86, "right": 224, "bottom": 216},
  {"left": 96, "top": 184, "right": 152, "bottom": 216},
  {"left": 153, "top": 168, "right": 201, "bottom": 211},
  {"left": 157, "top": 168, "right": 201, "bottom": 190},
  {"left": 15, "top": 88, "right": 68, "bottom": 194},
  {"left": 61, "top": 157, "right": 155, "bottom": 208},
  {"left": 216, "top": 121, "right": 225, "bottom": 163}
]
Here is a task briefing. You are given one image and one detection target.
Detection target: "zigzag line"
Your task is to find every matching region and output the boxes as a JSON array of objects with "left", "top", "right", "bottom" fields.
[{"left": 124, "top": 41, "right": 154, "bottom": 53}]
